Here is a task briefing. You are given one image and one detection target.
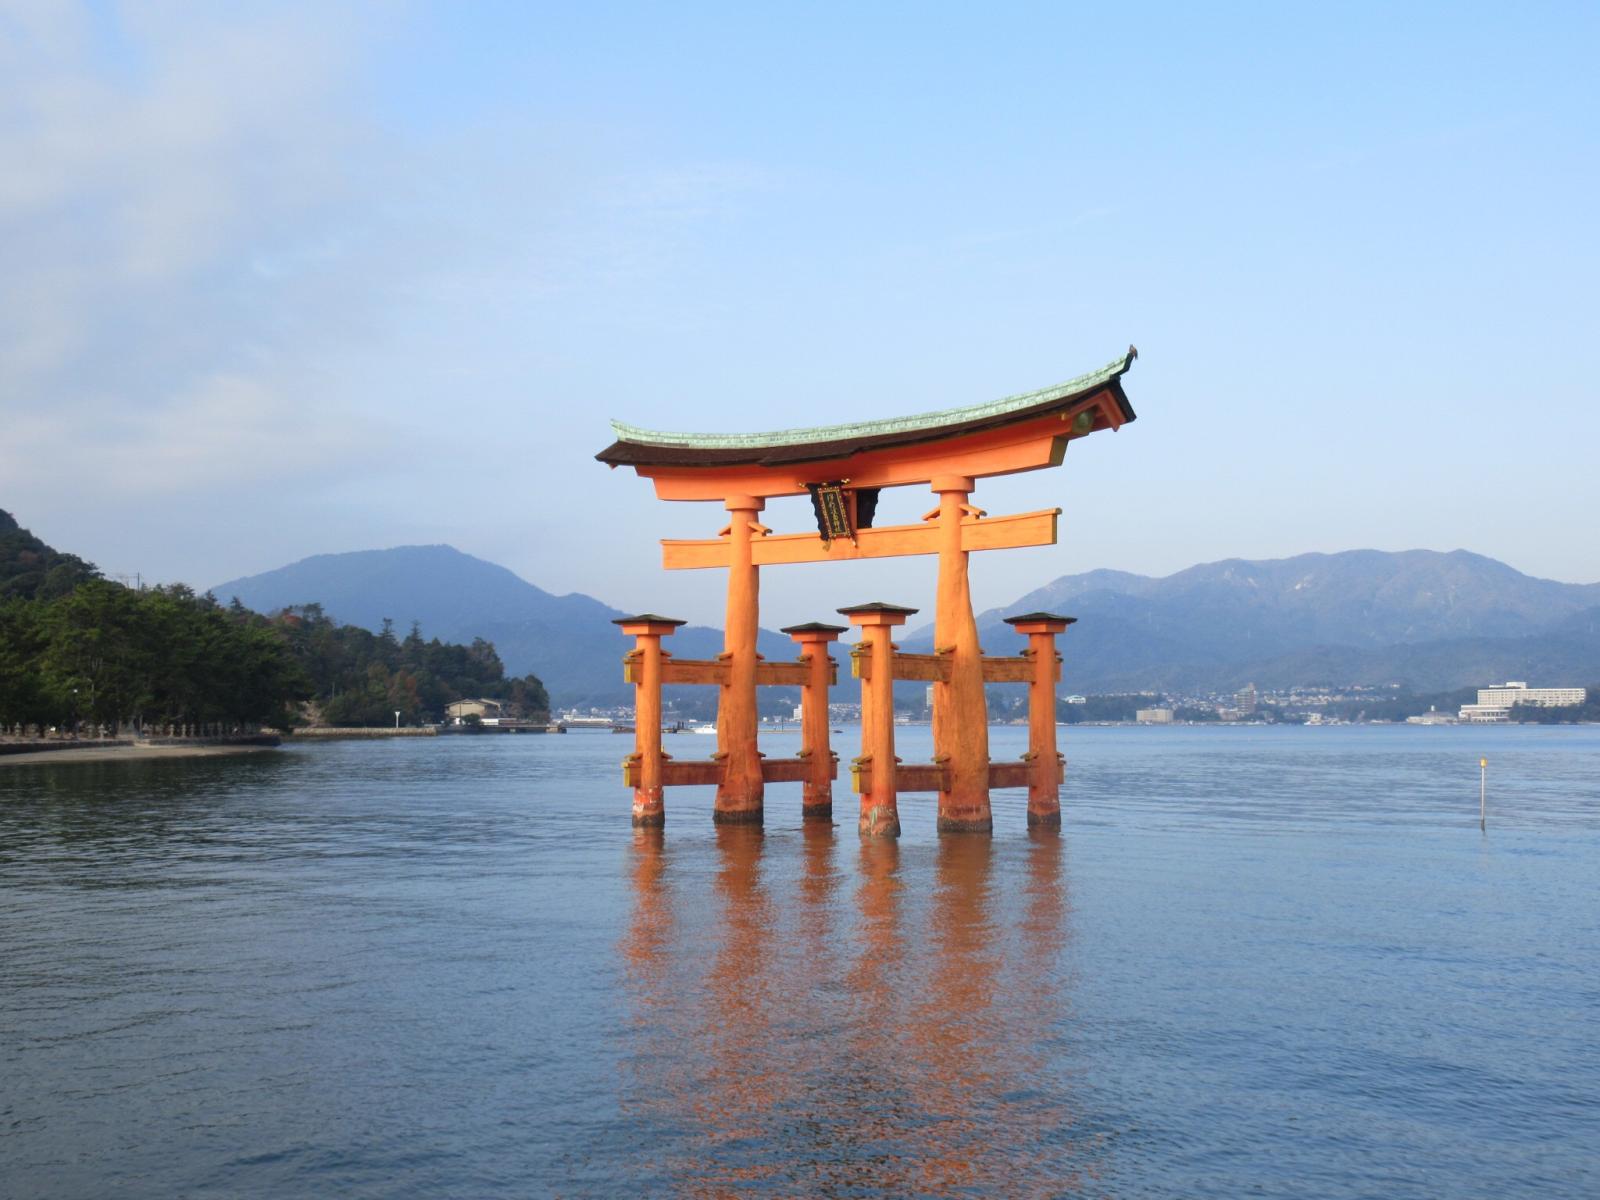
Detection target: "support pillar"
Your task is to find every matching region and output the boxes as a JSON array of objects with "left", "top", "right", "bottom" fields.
[
  {"left": 716, "top": 493, "right": 765, "bottom": 823},
  {"left": 930, "top": 475, "right": 992, "bottom": 833},
  {"left": 614, "top": 614, "right": 687, "bottom": 827},
  {"left": 1003, "top": 612, "right": 1076, "bottom": 829},
  {"left": 782, "top": 621, "right": 847, "bottom": 822},
  {"left": 840, "top": 602, "right": 917, "bottom": 838}
]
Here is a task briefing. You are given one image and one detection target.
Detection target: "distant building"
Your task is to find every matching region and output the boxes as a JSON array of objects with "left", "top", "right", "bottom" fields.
[
  {"left": 1235, "top": 683, "right": 1257, "bottom": 713},
  {"left": 1406, "top": 706, "right": 1457, "bottom": 726},
  {"left": 446, "top": 698, "right": 504, "bottom": 725},
  {"left": 1459, "top": 682, "right": 1586, "bottom": 722},
  {"left": 1136, "top": 707, "right": 1174, "bottom": 724}
]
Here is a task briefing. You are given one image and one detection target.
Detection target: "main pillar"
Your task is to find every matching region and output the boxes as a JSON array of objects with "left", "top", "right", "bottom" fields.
[
  {"left": 716, "top": 493, "right": 765, "bottom": 823},
  {"left": 1003, "top": 612, "right": 1075, "bottom": 829},
  {"left": 614, "top": 614, "right": 686, "bottom": 827},
  {"left": 930, "top": 475, "right": 992, "bottom": 833},
  {"left": 841, "top": 602, "right": 916, "bottom": 838},
  {"left": 782, "top": 621, "right": 846, "bottom": 822}
]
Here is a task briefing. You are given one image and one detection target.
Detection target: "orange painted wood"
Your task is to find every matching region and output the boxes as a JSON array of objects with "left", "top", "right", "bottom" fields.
[
  {"left": 932, "top": 480, "right": 993, "bottom": 833},
  {"left": 759, "top": 758, "right": 819, "bottom": 784},
  {"left": 851, "top": 760, "right": 949, "bottom": 794},
  {"left": 638, "top": 657, "right": 830, "bottom": 687},
  {"left": 716, "top": 497, "right": 763, "bottom": 819},
  {"left": 980, "top": 655, "right": 1044, "bottom": 683},
  {"left": 1025, "top": 630, "right": 1064, "bottom": 826},
  {"left": 846, "top": 607, "right": 909, "bottom": 837},
  {"left": 788, "top": 627, "right": 844, "bottom": 817},
  {"left": 655, "top": 658, "right": 729, "bottom": 686},
  {"left": 753, "top": 660, "right": 818, "bottom": 686},
  {"left": 625, "top": 629, "right": 668, "bottom": 825},
  {"left": 890, "top": 651, "right": 952, "bottom": 683},
  {"left": 660, "top": 508, "right": 1058, "bottom": 571},
  {"left": 665, "top": 760, "right": 724, "bottom": 787},
  {"left": 637, "top": 402, "right": 1120, "bottom": 501},
  {"left": 987, "top": 761, "right": 1032, "bottom": 789}
]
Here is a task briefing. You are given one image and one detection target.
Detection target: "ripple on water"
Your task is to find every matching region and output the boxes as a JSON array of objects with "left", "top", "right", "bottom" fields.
[{"left": 2, "top": 725, "right": 1598, "bottom": 1198}]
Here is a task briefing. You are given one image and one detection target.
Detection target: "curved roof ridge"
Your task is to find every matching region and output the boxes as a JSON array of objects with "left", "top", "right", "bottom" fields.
[{"left": 607, "top": 347, "right": 1135, "bottom": 451}]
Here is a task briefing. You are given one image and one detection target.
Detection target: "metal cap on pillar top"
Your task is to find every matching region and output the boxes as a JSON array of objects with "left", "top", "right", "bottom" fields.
[
  {"left": 836, "top": 602, "right": 919, "bottom": 619},
  {"left": 1002, "top": 612, "right": 1077, "bottom": 631},
  {"left": 612, "top": 614, "right": 688, "bottom": 632},
  {"left": 597, "top": 348, "right": 1137, "bottom": 833}
]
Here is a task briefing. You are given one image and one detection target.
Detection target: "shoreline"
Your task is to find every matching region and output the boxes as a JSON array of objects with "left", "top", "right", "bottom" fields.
[{"left": 0, "top": 739, "right": 281, "bottom": 767}]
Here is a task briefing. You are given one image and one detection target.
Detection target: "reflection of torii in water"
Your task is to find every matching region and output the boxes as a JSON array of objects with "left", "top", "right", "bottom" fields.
[{"left": 599, "top": 348, "right": 1138, "bottom": 834}]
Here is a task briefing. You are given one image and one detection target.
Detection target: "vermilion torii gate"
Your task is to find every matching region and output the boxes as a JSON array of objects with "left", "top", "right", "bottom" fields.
[{"left": 598, "top": 348, "right": 1138, "bottom": 834}]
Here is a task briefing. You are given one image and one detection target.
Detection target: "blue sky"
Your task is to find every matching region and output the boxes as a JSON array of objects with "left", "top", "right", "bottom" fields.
[{"left": 2, "top": 2, "right": 1596, "bottom": 627}]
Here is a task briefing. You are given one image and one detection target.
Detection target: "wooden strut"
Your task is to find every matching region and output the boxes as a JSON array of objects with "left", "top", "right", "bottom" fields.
[
  {"left": 600, "top": 352, "right": 1136, "bottom": 832},
  {"left": 616, "top": 607, "right": 1074, "bottom": 832},
  {"left": 841, "top": 606, "right": 1075, "bottom": 834},
  {"left": 615, "top": 615, "right": 844, "bottom": 823},
  {"left": 662, "top": 507, "right": 1060, "bottom": 570}
]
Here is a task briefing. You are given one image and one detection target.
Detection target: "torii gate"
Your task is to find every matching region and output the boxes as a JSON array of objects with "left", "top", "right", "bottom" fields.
[{"left": 597, "top": 347, "right": 1138, "bottom": 834}]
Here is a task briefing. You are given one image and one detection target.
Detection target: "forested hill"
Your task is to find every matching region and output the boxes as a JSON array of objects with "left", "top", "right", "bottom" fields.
[
  {"left": 0, "top": 512, "right": 547, "bottom": 732},
  {"left": 0, "top": 508, "right": 98, "bottom": 600}
]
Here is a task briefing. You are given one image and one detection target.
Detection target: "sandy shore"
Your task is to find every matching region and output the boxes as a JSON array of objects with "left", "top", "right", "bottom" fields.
[{"left": 0, "top": 742, "right": 281, "bottom": 767}]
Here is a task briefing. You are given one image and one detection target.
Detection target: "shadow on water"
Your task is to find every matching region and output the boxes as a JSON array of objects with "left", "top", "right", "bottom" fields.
[{"left": 619, "top": 825, "right": 1103, "bottom": 1197}]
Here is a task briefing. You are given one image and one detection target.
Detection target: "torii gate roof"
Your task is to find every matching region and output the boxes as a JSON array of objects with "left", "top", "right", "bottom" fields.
[{"left": 596, "top": 347, "right": 1136, "bottom": 470}]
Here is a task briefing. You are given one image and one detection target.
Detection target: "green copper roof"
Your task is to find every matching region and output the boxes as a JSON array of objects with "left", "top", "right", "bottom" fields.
[{"left": 606, "top": 347, "right": 1135, "bottom": 450}]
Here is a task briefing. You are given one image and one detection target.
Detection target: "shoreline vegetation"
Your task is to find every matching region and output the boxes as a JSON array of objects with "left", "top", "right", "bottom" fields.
[{"left": 1, "top": 509, "right": 551, "bottom": 739}]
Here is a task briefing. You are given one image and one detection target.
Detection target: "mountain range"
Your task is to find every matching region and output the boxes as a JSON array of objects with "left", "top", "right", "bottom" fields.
[
  {"left": 210, "top": 545, "right": 796, "bottom": 707},
  {"left": 213, "top": 545, "right": 1600, "bottom": 704}
]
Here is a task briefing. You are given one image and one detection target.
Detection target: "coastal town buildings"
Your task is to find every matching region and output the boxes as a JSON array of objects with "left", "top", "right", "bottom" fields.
[{"left": 1459, "top": 681, "right": 1586, "bottom": 722}]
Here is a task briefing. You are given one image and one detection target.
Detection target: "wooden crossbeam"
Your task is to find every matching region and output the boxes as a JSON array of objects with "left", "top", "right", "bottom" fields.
[
  {"left": 851, "top": 757, "right": 951, "bottom": 795},
  {"left": 981, "top": 654, "right": 1060, "bottom": 684},
  {"left": 887, "top": 651, "right": 951, "bottom": 683},
  {"left": 658, "top": 659, "right": 726, "bottom": 686},
  {"left": 625, "top": 656, "right": 834, "bottom": 687},
  {"left": 623, "top": 757, "right": 723, "bottom": 788},
  {"left": 759, "top": 757, "right": 817, "bottom": 783},
  {"left": 661, "top": 508, "right": 1059, "bottom": 571},
  {"left": 754, "top": 660, "right": 821, "bottom": 687},
  {"left": 848, "top": 650, "right": 1055, "bottom": 684},
  {"left": 987, "top": 761, "right": 1032, "bottom": 789},
  {"left": 848, "top": 757, "right": 1050, "bottom": 794},
  {"left": 622, "top": 755, "right": 832, "bottom": 788}
]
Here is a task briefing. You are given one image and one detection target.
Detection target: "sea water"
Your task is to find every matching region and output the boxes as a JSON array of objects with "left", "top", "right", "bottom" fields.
[{"left": 2, "top": 725, "right": 1596, "bottom": 1198}]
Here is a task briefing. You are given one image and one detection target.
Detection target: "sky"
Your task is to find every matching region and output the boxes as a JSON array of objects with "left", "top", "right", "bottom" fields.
[{"left": 3, "top": 1, "right": 1597, "bottom": 629}]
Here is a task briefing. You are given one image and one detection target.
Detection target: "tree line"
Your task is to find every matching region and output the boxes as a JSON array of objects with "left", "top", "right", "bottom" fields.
[
  {"left": 0, "top": 582, "right": 309, "bottom": 735},
  {"left": 0, "top": 510, "right": 549, "bottom": 735},
  {"left": 274, "top": 605, "right": 548, "bottom": 727}
]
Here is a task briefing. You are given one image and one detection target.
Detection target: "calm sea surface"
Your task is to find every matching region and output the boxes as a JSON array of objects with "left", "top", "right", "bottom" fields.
[{"left": 2, "top": 725, "right": 1597, "bottom": 1198}]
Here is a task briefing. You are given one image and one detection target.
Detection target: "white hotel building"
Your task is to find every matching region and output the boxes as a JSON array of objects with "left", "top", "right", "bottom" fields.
[{"left": 1459, "top": 682, "right": 1587, "bottom": 723}]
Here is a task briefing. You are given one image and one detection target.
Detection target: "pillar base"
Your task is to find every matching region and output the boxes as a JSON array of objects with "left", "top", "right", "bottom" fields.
[
  {"left": 801, "top": 801, "right": 833, "bottom": 823},
  {"left": 713, "top": 805, "right": 764, "bottom": 825},
  {"left": 1026, "top": 809, "right": 1061, "bottom": 830},
  {"left": 859, "top": 813, "right": 901, "bottom": 838},
  {"left": 631, "top": 810, "right": 665, "bottom": 828},
  {"left": 937, "top": 814, "right": 994, "bottom": 834}
]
